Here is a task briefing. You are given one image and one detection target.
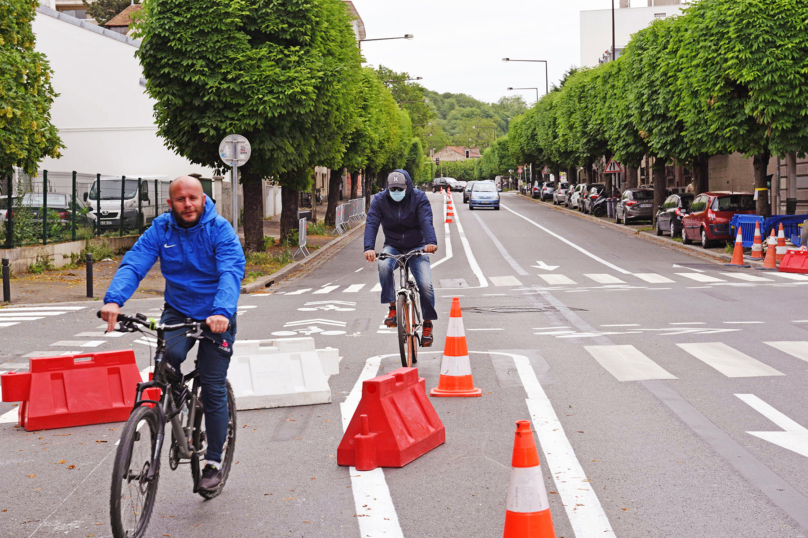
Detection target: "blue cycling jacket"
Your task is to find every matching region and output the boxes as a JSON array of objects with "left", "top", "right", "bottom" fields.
[{"left": 104, "top": 196, "right": 246, "bottom": 320}]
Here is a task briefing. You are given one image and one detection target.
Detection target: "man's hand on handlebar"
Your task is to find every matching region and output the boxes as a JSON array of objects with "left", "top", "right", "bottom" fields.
[
  {"left": 365, "top": 250, "right": 377, "bottom": 263},
  {"left": 206, "top": 315, "right": 229, "bottom": 334},
  {"left": 424, "top": 244, "right": 438, "bottom": 254},
  {"left": 100, "top": 302, "right": 120, "bottom": 333}
]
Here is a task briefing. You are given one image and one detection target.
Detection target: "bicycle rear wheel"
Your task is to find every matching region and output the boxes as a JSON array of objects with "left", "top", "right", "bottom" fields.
[
  {"left": 110, "top": 406, "right": 161, "bottom": 538},
  {"left": 196, "top": 381, "right": 237, "bottom": 499},
  {"left": 396, "top": 295, "right": 418, "bottom": 368}
]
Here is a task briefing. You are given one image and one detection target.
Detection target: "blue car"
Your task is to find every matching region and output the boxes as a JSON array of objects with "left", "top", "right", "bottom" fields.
[{"left": 468, "top": 182, "right": 500, "bottom": 210}]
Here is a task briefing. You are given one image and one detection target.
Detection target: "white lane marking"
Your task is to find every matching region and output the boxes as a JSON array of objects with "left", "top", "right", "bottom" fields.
[
  {"left": 0, "top": 306, "right": 85, "bottom": 311},
  {"left": 585, "top": 274, "right": 626, "bottom": 285},
  {"left": 340, "top": 354, "right": 406, "bottom": 538},
  {"left": 794, "top": 320, "right": 808, "bottom": 323},
  {"left": 601, "top": 324, "right": 640, "bottom": 327},
  {"left": 502, "top": 204, "right": 631, "bottom": 274},
  {"left": 490, "top": 276, "right": 523, "bottom": 287},
  {"left": 533, "top": 330, "right": 577, "bottom": 336},
  {"left": 723, "top": 321, "right": 764, "bottom": 325},
  {"left": 736, "top": 394, "right": 808, "bottom": 458},
  {"left": 670, "top": 322, "right": 706, "bottom": 325},
  {"left": 343, "top": 284, "right": 366, "bottom": 293},
  {"left": 0, "top": 318, "right": 44, "bottom": 322},
  {"left": 50, "top": 340, "right": 106, "bottom": 348},
  {"left": 0, "top": 322, "right": 20, "bottom": 327},
  {"left": 534, "top": 326, "right": 571, "bottom": 330},
  {"left": 314, "top": 285, "right": 340, "bottom": 294},
  {"left": 0, "top": 407, "right": 18, "bottom": 424},
  {"left": 720, "top": 272, "right": 773, "bottom": 282},
  {"left": 472, "top": 211, "right": 530, "bottom": 275},
  {"left": 771, "top": 273, "right": 808, "bottom": 281},
  {"left": 0, "top": 311, "right": 63, "bottom": 317},
  {"left": 538, "top": 274, "right": 576, "bottom": 285},
  {"left": 492, "top": 351, "right": 615, "bottom": 536},
  {"left": 451, "top": 194, "right": 488, "bottom": 288},
  {"left": 355, "top": 267, "right": 364, "bottom": 272},
  {"left": 74, "top": 331, "right": 124, "bottom": 338},
  {"left": 585, "top": 345, "right": 677, "bottom": 382},
  {"left": 431, "top": 221, "right": 454, "bottom": 269},
  {"left": 286, "top": 288, "right": 312, "bottom": 295},
  {"left": 370, "top": 283, "right": 382, "bottom": 292},
  {"left": 673, "top": 264, "right": 704, "bottom": 272},
  {"left": 765, "top": 342, "right": 808, "bottom": 364},
  {"left": 238, "top": 305, "right": 258, "bottom": 309},
  {"left": 675, "top": 273, "right": 725, "bottom": 283},
  {"left": 466, "top": 328, "right": 504, "bottom": 331},
  {"left": 633, "top": 273, "right": 675, "bottom": 284},
  {"left": 483, "top": 293, "right": 506, "bottom": 296},
  {"left": 677, "top": 342, "right": 784, "bottom": 378}
]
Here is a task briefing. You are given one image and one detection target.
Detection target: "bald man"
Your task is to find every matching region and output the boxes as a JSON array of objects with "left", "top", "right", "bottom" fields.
[{"left": 102, "top": 175, "right": 245, "bottom": 492}]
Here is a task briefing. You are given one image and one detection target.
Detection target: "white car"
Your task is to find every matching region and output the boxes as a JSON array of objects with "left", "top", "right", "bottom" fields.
[{"left": 567, "top": 184, "right": 589, "bottom": 210}]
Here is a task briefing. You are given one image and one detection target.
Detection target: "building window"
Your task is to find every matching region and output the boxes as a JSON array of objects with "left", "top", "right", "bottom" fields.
[{"left": 654, "top": 13, "right": 666, "bottom": 19}]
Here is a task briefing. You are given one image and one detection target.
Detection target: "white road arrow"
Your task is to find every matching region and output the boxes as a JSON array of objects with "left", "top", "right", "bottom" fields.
[
  {"left": 284, "top": 318, "right": 347, "bottom": 327},
  {"left": 532, "top": 261, "right": 559, "bottom": 271},
  {"left": 736, "top": 394, "right": 808, "bottom": 458}
]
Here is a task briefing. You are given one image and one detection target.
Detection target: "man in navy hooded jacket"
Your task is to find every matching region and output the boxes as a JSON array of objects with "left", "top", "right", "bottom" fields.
[
  {"left": 364, "top": 170, "right": 438, "bottom": 346},
  {"left": 100, "top": 176, "right": 245, "bottom": 492}
]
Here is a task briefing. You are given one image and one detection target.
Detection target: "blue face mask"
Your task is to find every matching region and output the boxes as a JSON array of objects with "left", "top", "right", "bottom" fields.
[{"left": 389, "top": 189, "right": 406, "bottom": 202}]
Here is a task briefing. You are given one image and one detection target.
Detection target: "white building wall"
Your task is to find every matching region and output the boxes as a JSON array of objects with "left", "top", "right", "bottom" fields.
[
  {"left": 33, "top": 8, "right": 216, "bottom": 181},
  {"left": 580, "top": 5, "right": 685, "bottom": 68}
]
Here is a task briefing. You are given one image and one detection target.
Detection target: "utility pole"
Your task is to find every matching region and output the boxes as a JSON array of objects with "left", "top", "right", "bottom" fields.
[{"left": 612, "top": 0, "right": 616, "bottom": 62}]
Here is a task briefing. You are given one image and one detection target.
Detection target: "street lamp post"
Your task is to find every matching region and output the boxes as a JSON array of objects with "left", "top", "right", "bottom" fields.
[
  {"left": 507, "top": 86, "right": 539, "bottom": 103},
  {"left": 502, "top": 58, "right": 549, "bottom": 95},
  {"left": 612, "top": 0, "right": 616, "bottom": 61},
  {"left": 359, "top": 34, "right": 413, "bottom": 51}
]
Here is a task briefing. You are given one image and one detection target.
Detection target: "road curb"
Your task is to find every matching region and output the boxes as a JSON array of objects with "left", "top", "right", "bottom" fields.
[
  {"left": 241, "top": 223, "right": 366, "bottom": 294},
  {"left": 515, "top": 193, "right": 764, "bottom": 268}
]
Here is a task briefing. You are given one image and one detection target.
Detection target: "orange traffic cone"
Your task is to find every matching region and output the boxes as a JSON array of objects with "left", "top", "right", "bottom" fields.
[
  {"left": 759, "top": 229, "right": 777, "bottom": 270},
  {"left": 750, "top": 221, "right": 764, "bottom": 260},
  {"left": 430, "top": 298, "right": 481, "bottom": 397},
  {"left": 776, "top": 223, "right": 787, "bottom": 263},
  {"left": 503, "top": 421, "right": 556, "bottom": 538},
  {"left": 726, "top": 227, "right": 749, "bottom": 267}
]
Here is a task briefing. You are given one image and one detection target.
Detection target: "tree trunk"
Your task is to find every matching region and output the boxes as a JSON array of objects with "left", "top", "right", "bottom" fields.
[
  {"left": 280, "top": 186, "right": 299, "bottom": 242},
  {"left": 350, "top": 170, "right": 359, "bottom": 199},
  {"left": 753, "top": 150, "right": 771, "bottom": 217},
  {"left": 674, "top": 165, "right": 685, "bottom": 188},
  {"left": 625, "top": 166, "right": 638, "bottom": 189},
  {"left": 325, "top": 168, "right": 342, "bottom": 226},
  {"left": 242, "top": 169, "right": 264, "bottom": 252},
  {"left": 566, "top": 166, "right": 578, "bottom": 185},
  {"left": 692, "top": 155, "right": 710, "bottom": 194},
  {"left": 652, "top": 158, "right": 667, "bottom": 225},
  {"left": 364, "top": 168, "right": 373, "bottom": 208}
]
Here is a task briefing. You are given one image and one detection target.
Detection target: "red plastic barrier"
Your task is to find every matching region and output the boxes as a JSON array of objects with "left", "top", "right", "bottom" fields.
[
  {"left": 337, "top": 367, "right": 445, "bottom": 471},
  {"left": 0, "top": 350, "right": 141, "bottom": 431},
  {"left": 779, "top": 249, "right": 808, "bottom": 274}
]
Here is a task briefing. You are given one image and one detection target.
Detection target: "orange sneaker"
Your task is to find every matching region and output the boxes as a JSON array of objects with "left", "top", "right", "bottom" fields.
[
  {"left": 422, "top": 321, "right": 434, "bottom": 347},
  {"left": 384, "top": 307, "right": 397, "bottom": 327}
]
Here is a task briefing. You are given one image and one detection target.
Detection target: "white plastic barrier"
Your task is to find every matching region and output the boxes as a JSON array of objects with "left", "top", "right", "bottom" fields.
[{"left": 227, "top": 338, "right": 340, "bottom": 410}]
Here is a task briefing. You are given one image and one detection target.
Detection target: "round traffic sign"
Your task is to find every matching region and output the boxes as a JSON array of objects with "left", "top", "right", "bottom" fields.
[{"left": 219, "top": 134, "right": 251, "bottom": 167}]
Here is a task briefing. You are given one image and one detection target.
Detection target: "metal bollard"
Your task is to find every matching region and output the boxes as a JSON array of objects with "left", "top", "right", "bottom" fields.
[
  {"left": 2, "top": 258, "right": 10, "bottom": 303},
  {"left": 86, "top": 253, "right": 93, "bottom": 298}
]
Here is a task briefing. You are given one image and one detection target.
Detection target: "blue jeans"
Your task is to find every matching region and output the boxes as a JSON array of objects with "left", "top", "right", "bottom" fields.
[
  {"left": 161, "top": 305, "right": 237, "bottom": 463},
  {"left": 378, "top": 246, "right": 438, "bottom": 321}
]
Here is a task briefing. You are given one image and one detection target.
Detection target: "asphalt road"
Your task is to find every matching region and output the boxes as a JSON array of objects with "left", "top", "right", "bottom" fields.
[{"left": 2, "top": 191, "right": 808, "bottom": 538}]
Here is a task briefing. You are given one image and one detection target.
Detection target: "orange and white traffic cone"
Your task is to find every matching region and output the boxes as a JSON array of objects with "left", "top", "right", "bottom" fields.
[
  {"left": 430, "top": 298, "right": 481, "bottom": 397},
  {"left": 776, "top": 223, "right": 787, "bottom": 263},
  {"left": 503, "top": 421, "right": 556, "bottom": 538},
  {"left": 750, "top": 221, "right": 764, "bottom": 260},
  {"left": 759, "top": 229, "right": 777, "bottom": 270},
  {"left": 445, "top": 207, "right": 454, "bottom": 224},
  {"left": 726, "top": 227, "right": 749, "bottom": 267}
]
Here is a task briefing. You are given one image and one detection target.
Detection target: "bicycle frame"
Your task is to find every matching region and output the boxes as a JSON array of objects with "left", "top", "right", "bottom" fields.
[{"left": 389, "top": 253, "right": 424, "bottom": 341}]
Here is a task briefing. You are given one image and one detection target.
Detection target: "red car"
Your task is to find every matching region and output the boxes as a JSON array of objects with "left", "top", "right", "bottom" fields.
[{"left": 681, "top": 191, "right": 756, "bottom": 248}]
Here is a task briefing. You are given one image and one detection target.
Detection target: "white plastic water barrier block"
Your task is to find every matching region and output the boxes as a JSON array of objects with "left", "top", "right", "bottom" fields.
[{"left": 228, "top": 338, "right": 341, "bottom": 410}]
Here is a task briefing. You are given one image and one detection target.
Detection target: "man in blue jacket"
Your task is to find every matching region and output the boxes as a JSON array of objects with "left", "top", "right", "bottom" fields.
[
  {"left": 100, "top": 175, "right": 245, "bottom": 492},
  {"left": 364, "top": 170, "right": 438, "bottom": 346}
]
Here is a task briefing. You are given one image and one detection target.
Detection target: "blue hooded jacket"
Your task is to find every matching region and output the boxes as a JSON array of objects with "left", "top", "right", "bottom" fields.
[
  {"left": 364, "top": 169, "right": 437, "bottom": 252},
  {"left": 104, "top": 196, "right": 246, "bottom": 320}
]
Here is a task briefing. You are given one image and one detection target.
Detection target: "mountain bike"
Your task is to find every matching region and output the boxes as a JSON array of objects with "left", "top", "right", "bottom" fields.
[
  {"left": 102, "top": 312, "right": 237, "bottom": 538},
  {"left": 377, "top": 250, "right": 425, "bottom": 368}
]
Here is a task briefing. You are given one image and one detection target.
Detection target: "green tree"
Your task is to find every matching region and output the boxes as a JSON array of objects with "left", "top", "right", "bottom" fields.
[
  {"left": 0, "top": 0, "right": 62, "bottom": 179},
  {"left": 83, "top": 0, "right": 138, "bottom": 26},
  {"left": 135, "top": 0, "right": 362, "bottom": 248}
]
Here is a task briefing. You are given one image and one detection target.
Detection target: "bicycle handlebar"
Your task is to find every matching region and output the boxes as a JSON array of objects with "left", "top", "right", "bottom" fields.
[
  {"left": 96, "top": 311, "right": 216, "bottom": 333},
  {"left": 376, "top": 249, "right": 426, "bottom": 261}
]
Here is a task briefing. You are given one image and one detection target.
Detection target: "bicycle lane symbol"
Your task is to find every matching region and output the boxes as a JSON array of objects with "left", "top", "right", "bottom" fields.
[
  {"left": 271, "top": 318, "right": 348, "bottom": 336},
  {"left": 297, "top": 301, "right": 356, "bottom": 312}
]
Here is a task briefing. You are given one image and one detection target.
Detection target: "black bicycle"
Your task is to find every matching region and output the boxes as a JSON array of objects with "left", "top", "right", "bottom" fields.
[
  {"left": 377, "top": 250, "right": 425, "bottom": 368},
  {"left": 103, "top": 312, "right": 237, "bottom": 538}
]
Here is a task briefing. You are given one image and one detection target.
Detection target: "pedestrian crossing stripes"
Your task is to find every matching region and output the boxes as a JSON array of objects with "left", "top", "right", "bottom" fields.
[
  {"left": 343, "top": 284, "right": 366, "bottom": 293},
  {"left": 538, "top": 274, "right": 576, "bottom": 285},
  {"left": 0, "top": 306, "right": 86, "bottom": 330},
  {"left": 764, "top": 341, "right": 808, "bottom": 364},
  {"left": 585, "top": 345, "right": 677, "bottom": 381},
  {"left": 634, "top": 273, "right": 676, "bottom": 284},
  {"left": 676, "top": 273, "right": 725, "bottom": 283},
  {"left": 585, "top": 274, "right": 626, "bottom": 285},
  {"left": 676, "top": 342, "right": 785, "bottom": 378}
]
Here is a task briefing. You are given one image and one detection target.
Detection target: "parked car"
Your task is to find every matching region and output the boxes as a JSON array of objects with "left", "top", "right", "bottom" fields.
[
  {"left": 567, "top": 183, "right": 590, "bottom": 210},
  {"left": 655, "top": 193, "right": 694, "bottom": 237},
  {"left": 614, "top": 189, "right": 654, "bottom": 224},
  {"left": 85, "top": 176, "right": 170, "bottom": 230},
  {"left": 681, "top": 192, "right": 755, "bottom": 248},
  {"left": 468, "top": 181, "right": 500, "bottom": 210},
  {"left": 540, "top": 182, "right": 555, "bottom": 201},
  {"left": 530, "top": 181, "right": 541, "bottom": 199},
  {"left": 16, "top": 193, "right": 96, "bottom": 228},
  {"left": 582, "top": 184, "right": 606, "bottom": 214},
  {"left": 463, "top": 181, "right": 478, "bottom": 203},
  {"left": 454, "top": 180, "right": 467, "bottom": 192},
  {"left": 553, "top": 182, "right": 571, "bottom": 205},
  {"left": 432, "top": 177, "right": 454, "bottom": 193}
]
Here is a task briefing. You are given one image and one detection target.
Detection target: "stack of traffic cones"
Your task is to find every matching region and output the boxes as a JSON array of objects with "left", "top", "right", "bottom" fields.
[
  {"left": 446, "top": 197, "right": 455, "bottom": 224},
  {"left": 776, "top": 223, "right": 788, "bottom": 263},
  {"left": 430, "top": 298, "right": 481, "bottom": 397},
  {"left": 750, "top": 221, "right": 764, "bottom": 260},
  {"left": 726, "top": 228, "right": 749, "bottom": 267},
  {"left": 759, "top": 229, "right": 778, "bottom": 270},
  {"left": 503, "top": 421, "right": 556, "bottom": 538}
]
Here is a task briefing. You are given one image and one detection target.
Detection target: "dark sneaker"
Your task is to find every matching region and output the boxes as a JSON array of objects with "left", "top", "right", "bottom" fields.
[
  {"left": 199, "top": 464, "right": 222, "bottom": 491},
  {"left": 422, "top": 322, "right": 434, "bottom": 347},
  {"left": 384, "top": 307, "right": 397, "bottom": 328}
]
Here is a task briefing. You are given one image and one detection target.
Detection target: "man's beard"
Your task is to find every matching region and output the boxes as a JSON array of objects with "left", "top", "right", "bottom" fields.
[{"left": 173, "top": 208, "right": 202, "bottom": 228}]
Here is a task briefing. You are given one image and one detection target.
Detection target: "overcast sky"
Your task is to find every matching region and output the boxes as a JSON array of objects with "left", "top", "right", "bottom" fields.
[{"left": 351, "top": 0, "right": 611, "bottom": 105}]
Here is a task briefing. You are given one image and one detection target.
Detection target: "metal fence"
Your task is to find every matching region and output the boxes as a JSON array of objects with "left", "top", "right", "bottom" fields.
[
  {"left": 1, "top": 170, "right": 171, "bottom": 249},
  {"left": 334, "top": 198, "right": 367, "bottom": 235},
  {"left": 294, "top": 217, "right": 310, "bottom": 258}
]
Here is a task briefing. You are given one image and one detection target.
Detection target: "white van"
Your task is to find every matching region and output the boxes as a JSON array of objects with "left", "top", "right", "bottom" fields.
[{"left": 84, "top": 176, "right": 171, "bottom": 230}]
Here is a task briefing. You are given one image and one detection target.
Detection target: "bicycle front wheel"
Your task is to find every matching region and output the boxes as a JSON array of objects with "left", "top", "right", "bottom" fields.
[
  {"left": 396, "top": 295, "right": 418, "bottom": 368},
  {"left": 110, "top": 405, "right": 161, "bottom": 538}
]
